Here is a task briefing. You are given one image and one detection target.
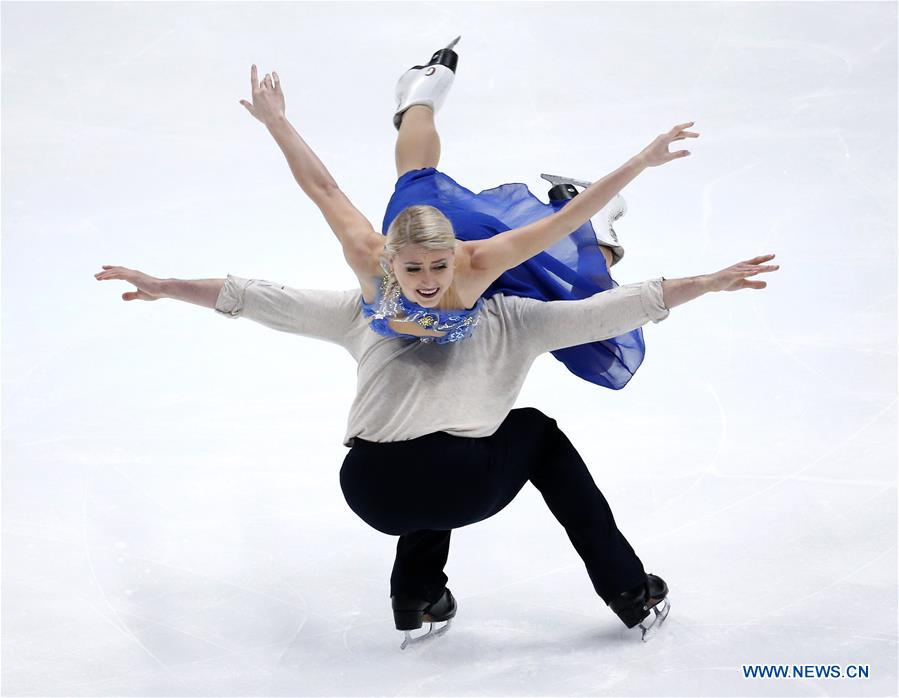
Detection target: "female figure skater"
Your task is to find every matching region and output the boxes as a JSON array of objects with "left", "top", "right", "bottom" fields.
[
  {"left": 93, "top": 250, "right": 778, "bottom": 647},
  {"left": 239, "top": 36, "right": 699, "bottom": 389}
]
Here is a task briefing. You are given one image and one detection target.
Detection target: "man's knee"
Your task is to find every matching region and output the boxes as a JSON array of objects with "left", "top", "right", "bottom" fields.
[
  {"left": 507, "top": 408, "right": 564, "bottom": 450},
  {"left": 513, "top": 406, "right": 558, "bottom": 429}
]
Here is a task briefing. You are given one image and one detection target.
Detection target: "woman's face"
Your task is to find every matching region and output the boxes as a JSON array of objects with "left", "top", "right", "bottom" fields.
[{"left": 389, "top": 244, "right": 456, "bottom": 307}]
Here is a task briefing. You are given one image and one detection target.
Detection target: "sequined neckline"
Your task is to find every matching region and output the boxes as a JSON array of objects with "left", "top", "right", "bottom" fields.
[{"left": 360, "top": 275, "right": 483, "bottom": 344}]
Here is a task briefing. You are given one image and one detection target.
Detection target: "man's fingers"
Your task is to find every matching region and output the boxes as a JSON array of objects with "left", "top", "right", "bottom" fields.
[
  {"left": 744, "top": 253, "right": 776, "bottom": 264},
  {"left": 272, "top": 71, "right": 280, "bottom": 91},
  {"left": 263, "top": 73, "right": 272, "bottom": 89},
  {"left": 742, "top": 264, "right": 779, "bottom": 278},
  {"left": 251, "top": 64, "right": 258, "bottom": 91}
]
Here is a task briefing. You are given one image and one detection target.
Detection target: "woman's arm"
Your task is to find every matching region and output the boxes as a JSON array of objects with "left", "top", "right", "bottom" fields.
[
  {"left": 263, "top": 113, "right": 382, "bottom": 259},
  {"left": 467, "top": 122, "right": 698, "bottom": 282},
  {"left": 240, "top": 67, "right": 383, "bottom": 281}
]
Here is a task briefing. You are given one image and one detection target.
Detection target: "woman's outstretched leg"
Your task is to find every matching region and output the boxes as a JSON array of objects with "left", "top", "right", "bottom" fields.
[{"left": 395, "top": 105, "right": 441, "bottom": 178}]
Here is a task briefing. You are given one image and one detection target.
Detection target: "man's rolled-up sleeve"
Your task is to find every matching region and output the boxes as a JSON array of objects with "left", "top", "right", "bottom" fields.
[
  {"left": 214, "top": 274, "right": 361, "bottom": 350},
  {"left": 513, "top": 278, "right": 670, "bottom": 356}
]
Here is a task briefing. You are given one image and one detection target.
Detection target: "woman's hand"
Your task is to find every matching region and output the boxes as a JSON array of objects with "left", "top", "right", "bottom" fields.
[
  {"left": 638, "top": 122, "right": 699, "bottom": 167},
  {"left": 239, "top": 65, "right": 286, "bottom": 126},
  {"left": 706, "top": 254, "right": 780, "bottom": 292},
  {"left": 93, "top": 266, "right": 166, "bottom": 301}
]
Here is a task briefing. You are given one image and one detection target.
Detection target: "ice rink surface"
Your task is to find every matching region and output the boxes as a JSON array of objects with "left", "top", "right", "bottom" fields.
[{"left": 2, "top": 1, "right": 896, "bottom": 696}]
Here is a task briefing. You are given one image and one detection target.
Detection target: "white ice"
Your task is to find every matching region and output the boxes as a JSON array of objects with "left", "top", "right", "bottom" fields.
[{"left": 2, "top": 2, "right": 896, "bottom": 696}]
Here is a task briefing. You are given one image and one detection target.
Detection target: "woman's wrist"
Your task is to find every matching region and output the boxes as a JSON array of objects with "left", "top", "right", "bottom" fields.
[
  {"left": 631, "top": 152, "right": 649, "bottom": 171},
  {"left": 264, "top": 113, "right": 290, "bottom": 132}
]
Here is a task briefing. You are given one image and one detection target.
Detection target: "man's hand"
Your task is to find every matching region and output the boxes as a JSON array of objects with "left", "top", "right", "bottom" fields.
[
  {"left": 94, "top": 265, "right": 166, "bottom": 301},
  {"left": 239, "top": 64, "right": 286, "bottom": 126},
  {"left": 707, "top": 254, "right": 780, "bottom": 292}
]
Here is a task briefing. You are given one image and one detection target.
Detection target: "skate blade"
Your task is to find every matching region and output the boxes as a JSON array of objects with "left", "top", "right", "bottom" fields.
[
  {"left": 540, "top": 173, "right": 593, "bottom": 189},
  {"left": 638, "top": 597, "right": 671, "bottom": 642},
  {"left": 399, "top": 619, "right": 452, "bottom": 650}
]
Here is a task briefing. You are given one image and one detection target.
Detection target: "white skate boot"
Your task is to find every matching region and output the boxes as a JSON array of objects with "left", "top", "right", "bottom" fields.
[
  {"left": 541, "top": 173, "right": 627, "bottom": 266},
  {"left": 393, "top": 36, "right": 461, "bottom": 130}
]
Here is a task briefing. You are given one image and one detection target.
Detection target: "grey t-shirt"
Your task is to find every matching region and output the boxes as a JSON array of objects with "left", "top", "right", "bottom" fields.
[{"left": 214, "top": 276, "right": 670, "bottom": 446}]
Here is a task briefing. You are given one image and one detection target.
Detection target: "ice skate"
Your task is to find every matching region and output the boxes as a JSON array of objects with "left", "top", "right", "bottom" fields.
[
  {"left": 609, "top": 573, "right": 670, "bottom": 642},
  {"left": 541, "top": 172, "right": 627, "bottom": 266},
  {"left": 392, "top": 587, "right": 457, "bottom": 650},
  {"left": 393, "top": 36, "right": 461, "bottom": 130}
]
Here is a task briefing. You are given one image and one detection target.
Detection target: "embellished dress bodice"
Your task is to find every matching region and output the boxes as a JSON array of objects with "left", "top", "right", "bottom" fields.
[{"left": 360, "top": 274, "right": 483, "bottom": 344}]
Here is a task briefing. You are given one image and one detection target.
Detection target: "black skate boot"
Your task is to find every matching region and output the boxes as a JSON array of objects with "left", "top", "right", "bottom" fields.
[
  {"left": 391, "top": 587, "right": 457, "bottom": 649},
  {"left": 609, "top": 573, "right": 670, "bottom": 641}
]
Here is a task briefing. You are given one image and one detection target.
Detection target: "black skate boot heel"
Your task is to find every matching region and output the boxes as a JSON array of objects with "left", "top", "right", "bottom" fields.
[
  {"left": 542, "top": 173, "right": 591, "bottom": 201},
  {"left": 423, "top": 37, "right": 460, "bottom": 73},
  {"left": 547, "top": 182, "right": 579, "bottom": 201},
  {"left": 391, "top": 588, "right": 457, "bottom": 649},
  {"left": 609, "top": 573, "right": 670, "bottom": 642}
]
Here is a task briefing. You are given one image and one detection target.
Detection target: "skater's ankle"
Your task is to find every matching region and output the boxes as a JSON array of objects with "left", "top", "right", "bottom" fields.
[
  {"left": 599, "top": 245, "right": 614, "bottom": 269},
  {"left": 402, "top": 104, "right": 436, "bottom": 123}
]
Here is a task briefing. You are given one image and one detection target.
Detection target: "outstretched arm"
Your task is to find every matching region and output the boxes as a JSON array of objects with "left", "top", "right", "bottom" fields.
[
  {"left": 513, "top": 253, "right": 779, "bottom": 357},
  {"left": 93, "top": 265, "right": 361, "bottom": 349},
  {"left": 240, "top": 66, "right": 383, "bottom": 284},
  {"left": 467, "top": 122, "right": 698, "bottom": 283}
]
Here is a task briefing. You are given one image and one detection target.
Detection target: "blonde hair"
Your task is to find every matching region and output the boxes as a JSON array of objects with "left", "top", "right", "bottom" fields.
[
  {"left": 383, "top": 205, "right": 456, "bottom": 258},
  {"left": 381, "top": 205, "right": 463, "bottom": 309}
]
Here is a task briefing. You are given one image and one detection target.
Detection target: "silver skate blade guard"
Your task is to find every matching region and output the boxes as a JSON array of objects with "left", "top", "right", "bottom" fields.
[
  {"left": 639, "top": 597, "right": 671, "bottom": 642},
  {"left": 540, "top": 173, "right": 594, "bottom": 189},
  {"left": 400, "top": 619, "right": 452, "bottom": 650}
]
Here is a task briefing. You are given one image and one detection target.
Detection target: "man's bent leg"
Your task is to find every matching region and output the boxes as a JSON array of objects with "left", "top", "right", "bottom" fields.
[
  {"left": 489, "top": 408, "right": 648, "bottom": 604},
  {"left": 390, "top": 529, "right": 451, "bottom": 604}
]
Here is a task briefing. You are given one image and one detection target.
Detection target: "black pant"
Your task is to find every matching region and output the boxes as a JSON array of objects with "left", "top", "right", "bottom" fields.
[{"left": 339, "top": 407, "right": 646, "bottom": 606}]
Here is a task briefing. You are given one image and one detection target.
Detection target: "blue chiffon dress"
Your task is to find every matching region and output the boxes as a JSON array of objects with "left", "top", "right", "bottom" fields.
[{"left": 378, "top": 167, "right": 646, "bottom": 391}]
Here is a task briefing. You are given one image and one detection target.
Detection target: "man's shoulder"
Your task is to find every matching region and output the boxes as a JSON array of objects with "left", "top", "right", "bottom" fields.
[
  {"left": 479, "top": 293, "right": 541, "bottom": 327},
  {"left": 483, "top": 293, "right": 540, "bottom": 311}
]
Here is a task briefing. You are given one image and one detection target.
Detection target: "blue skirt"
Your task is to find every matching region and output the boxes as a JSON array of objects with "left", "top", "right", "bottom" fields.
[{"left": 381, "top": 167, "right": 645, "bottom": 391}]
